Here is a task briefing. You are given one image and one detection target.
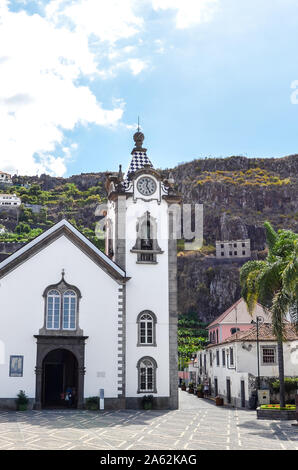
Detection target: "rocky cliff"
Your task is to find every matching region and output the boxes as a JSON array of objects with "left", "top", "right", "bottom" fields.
[{"left": 2, "top": 154, "right": 297, "bottom": 322}]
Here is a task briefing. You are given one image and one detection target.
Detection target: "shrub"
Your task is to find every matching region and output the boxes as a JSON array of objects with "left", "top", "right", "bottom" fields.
[
  {"left": 142, "top": 395, "right": 154, "bottom": 410},
  {"left": 16, "top": 390, "right": 29, "bottom": 410},
  {"left": 85, "top": 396, "right": 99, "bottom": 410},
  {"left": 271, "top": 377, "right": 298, "bottom": 393}
]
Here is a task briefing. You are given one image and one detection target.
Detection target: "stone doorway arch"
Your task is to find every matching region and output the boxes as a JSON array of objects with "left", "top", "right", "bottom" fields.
[
  {"left": 34, "top": 335, "right": 88, "bottom": 409},
  {"left": 42, "top": 349, "right": 78, "bottom": 408}
]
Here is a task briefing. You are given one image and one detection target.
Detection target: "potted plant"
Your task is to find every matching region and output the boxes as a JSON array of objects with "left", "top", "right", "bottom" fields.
[
  {"left": 197, "top": 384, "right": 204, "bottom": 398},
  {"left": 85, "top": 396, "right": 99, "bottom": 410},
  {"left": 181, "top": 382, "right": 186, "bottom": 391},
  {"left": 142, "top": 395, "right": 154, "bottom": 410},
  {"left": 188, "top": 382, "right": 194, "bottom": 394},
  {"left": 16, "top": 390, "right": 29, "bottom": 411},
  {"left": 216, "top": 396, "right": 224, "bottom": 406}
]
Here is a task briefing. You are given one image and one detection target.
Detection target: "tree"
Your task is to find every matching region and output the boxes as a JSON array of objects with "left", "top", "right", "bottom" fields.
[{"left": 240, "top": 222, "right": 298, "bottom": 407}]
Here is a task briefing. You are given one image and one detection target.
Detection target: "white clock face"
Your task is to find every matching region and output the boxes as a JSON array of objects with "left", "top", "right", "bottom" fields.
[{"left": 137, "top": 176, "right": 157, "bottom": 196}]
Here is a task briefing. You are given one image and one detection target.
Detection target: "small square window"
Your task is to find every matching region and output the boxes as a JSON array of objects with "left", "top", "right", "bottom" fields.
[{"left": 262, "top": 347, "right": 276, "bottom": 364}]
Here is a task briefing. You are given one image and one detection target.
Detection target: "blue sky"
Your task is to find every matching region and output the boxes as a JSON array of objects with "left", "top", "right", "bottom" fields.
[{"left": 1, "top": 0, "right": 298, "bottom": 177}]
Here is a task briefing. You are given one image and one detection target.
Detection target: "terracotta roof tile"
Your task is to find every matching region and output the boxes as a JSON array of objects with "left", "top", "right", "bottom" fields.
[{"left": 207, "top": 323, "right": 298, "bottom": 347}]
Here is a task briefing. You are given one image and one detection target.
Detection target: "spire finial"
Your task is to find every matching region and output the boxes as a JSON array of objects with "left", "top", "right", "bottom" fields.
[
  {"left": 61, "top": 268, "right": 65, "bottom": 280},
  {"left": 133, "top": 120, "right": 144, "bottom": 150}
]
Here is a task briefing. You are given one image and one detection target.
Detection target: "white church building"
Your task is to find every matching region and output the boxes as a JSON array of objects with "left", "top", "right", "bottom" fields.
[{"left": 0, "top": 131, "right": 180, "bottom": 410}]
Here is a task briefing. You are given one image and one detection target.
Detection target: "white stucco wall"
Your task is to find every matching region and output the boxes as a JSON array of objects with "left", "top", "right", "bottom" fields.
[
  {"left": 0, "top": 235, "right": 120, "bottom": 400},
  {"left": 125, "top": 195, "right": 170, "bottom": 398},
  {"left": 197, "top": 339, "right": 298, "bottom": 406}
]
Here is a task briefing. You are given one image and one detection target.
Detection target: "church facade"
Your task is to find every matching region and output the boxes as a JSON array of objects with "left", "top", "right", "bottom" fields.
[{"left": 0, "top": 131, "right": 181, "bottom": 410}]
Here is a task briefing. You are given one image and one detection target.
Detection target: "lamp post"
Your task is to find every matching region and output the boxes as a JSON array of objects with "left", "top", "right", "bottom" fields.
[{"left": 251, "top": 316, "right": 264, "bottom": 390}]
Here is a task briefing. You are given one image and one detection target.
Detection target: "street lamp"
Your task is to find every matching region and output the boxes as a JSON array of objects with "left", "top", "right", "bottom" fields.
[{"left": 251, "top": 315, "right": 264, "bottom": 390}]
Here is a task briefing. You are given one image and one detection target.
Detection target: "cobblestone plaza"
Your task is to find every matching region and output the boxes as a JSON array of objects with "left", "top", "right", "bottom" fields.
[{"left": 0, "top": 391, "right": 297, "bottom": 450}]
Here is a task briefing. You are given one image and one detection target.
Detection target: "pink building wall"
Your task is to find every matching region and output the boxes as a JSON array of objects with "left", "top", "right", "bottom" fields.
[{"left": 207, "top": 298, "right": 271, "bottom": 344}]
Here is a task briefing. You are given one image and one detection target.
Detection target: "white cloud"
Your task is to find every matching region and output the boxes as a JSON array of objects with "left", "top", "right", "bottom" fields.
[
  {"left": 0, "top": 0, "right": 219, "bottom": 176},
  {"left": 45, "top": 0, "right": 144, "bottom": 43},
  {"left": 152, "top": 0, "right": 219, "bottom": 29},
  {"left": 0, "top": 1, "right": 144, "bottom": 176}
]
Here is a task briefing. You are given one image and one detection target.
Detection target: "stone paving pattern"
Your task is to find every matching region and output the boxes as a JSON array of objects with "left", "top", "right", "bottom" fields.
[{"left": 0, "top": 391, "right": 297, "bottom": 450}]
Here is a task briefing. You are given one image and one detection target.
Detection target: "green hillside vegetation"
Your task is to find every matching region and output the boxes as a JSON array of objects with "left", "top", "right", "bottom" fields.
[
  {"left": 0, "top": 182, "right": 105, "bottom": 250},
  {"left": 178, "top": 312, "right": 208, "bottom": 366},
  {"left": 196, "top": 167, "right": 291, "bottom": 186}
]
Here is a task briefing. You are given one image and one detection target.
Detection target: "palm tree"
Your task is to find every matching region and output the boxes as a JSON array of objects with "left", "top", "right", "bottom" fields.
[{"left": 240, "top": 222, "right": 297, "bottom": 407}]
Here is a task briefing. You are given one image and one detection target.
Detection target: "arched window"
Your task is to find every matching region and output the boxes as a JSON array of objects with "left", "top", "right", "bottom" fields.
[
  {"left": 131, "top": 211, "right": 163, "bottom": 263},
  {"left": 137, "top": 357, "right": 157, "bottom": 393},
  {"left": 63, "top": 290, "right": 77, "bottom": 330},
  {"left": 42, "top": 272, "right": 82, "bottom": 335},
  {"left": 46, "top": 290, "right": 61, "bottom": 330},
  {"left": 137, "top": 311, "right": 157, "bottom": 346}
]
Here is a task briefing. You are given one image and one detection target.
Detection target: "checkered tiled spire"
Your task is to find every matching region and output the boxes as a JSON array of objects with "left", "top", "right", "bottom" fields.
[{"left": 125, "top": 130, "right": 153, "bottom": 179}]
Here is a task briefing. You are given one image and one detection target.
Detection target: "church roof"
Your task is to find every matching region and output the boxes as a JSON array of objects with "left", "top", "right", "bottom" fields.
[
  {"left": 0, "top": 219, "right": 127, "bottom": 281},
  {"left": 125, "top": 130, "right": 153, "bottom": 179},
  {"left": 126, "top": 151, "right": 153, "bottom": 178}
]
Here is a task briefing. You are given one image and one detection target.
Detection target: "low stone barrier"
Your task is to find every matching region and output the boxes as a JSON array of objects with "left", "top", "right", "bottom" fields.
[{"left": 257, "top": 408, "right": 296, "bottom": 420}]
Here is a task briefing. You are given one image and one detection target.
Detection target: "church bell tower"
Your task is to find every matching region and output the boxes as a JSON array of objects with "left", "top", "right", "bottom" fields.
[{"left": 105, "top": 130, "right": 181, "bottom": 409}]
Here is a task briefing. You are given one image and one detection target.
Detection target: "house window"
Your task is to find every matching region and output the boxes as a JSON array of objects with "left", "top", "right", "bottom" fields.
[
  {"left": 221, "top": 244, "right": 224, "bottom": 248},
  {"left": 221, "top": 252, "right": 224, "bottom": 256},
  {"left": 262, "top": 346, "right": 277, "bottom": 365},
  {"left": 46, "top": 290, "right": 61, "bottom": 329},
  {"left": 216, "top": 350, "right": 220, "bottom": 366},
  {"left": 204, "top": 354, "right": 207, "bottom": 373},
  {"left": 229, "top": 251, "right": 232, "bottom": 256},
  {"left": 137, "top": 311, "right": 157, "bottom": 346},
  {"left": 63, "top": 290, "right": 77, "bottom": 330},
  {"left": 137, "top": 357, "right": 157, "bottom": 393},
  {"left": 222, "top": 349, "right": 226, "bottom": 366},
  {"left": 242, "top": 243, "right": 245, "bottom": 247},
  {"left": 229, "top": 348, "right": 234, "bottom": 366},
  {"left": 209, "top": 352, "right": 212, "bottom": 366},
  {"left": 234, "top": 251, "right": 237, "bottom": 256},
  {"left": 230, "top": 327, "right": 240, "bottom": 335},
  {"left": 242, "top": 251, "right": 246, "bottom": 255},
  {"left": 9, "top": 356, "right": 24, "bottom": 377}
]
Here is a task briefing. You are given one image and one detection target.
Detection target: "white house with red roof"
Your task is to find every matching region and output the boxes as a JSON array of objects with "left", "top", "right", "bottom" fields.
[{"left": 194, "top": 323, "right": 298, "bottom": 408}]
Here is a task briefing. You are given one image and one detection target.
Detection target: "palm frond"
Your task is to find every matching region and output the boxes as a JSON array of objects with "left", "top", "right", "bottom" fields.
[{"left": 264, "top": 221, "right": 278, "bottom": 252}]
